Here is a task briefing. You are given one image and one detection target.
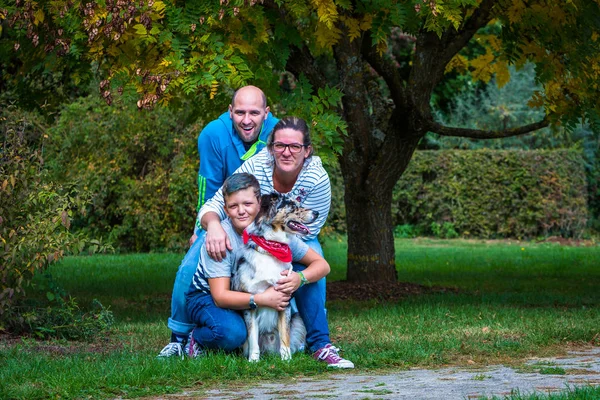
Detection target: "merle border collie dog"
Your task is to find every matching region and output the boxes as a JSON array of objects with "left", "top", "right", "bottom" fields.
[{"left": 231, "top": 193, "right": 317, "bottom": 362}]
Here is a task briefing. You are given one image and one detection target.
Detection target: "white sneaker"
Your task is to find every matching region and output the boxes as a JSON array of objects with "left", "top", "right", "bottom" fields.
[{"left": 157, "top": 342, "right": 184, "bottom": 359}]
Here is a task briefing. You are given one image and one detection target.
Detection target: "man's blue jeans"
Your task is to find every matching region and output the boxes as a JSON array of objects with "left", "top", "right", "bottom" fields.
[{"left": 167, "top": 232, "right": 327, "bottom": 337}]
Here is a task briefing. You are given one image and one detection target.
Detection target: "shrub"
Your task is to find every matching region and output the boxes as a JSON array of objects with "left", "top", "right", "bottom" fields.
[
  {"left": 393, "top": 224, "right": 420, "bottom": 238},
  {"left": 393, "top": 149, "right": 589, "bottom": 239},
  {"left": 5, "top": 278, "right": 114, "bottom": 341},
  {"left": 44, "top": 96, "right": 200, "bottom": 252},
  {"left": 430, "top": 222, "right": 459, "bottom": 239},
  {"left": 0, "top": 106, "right": 101, "bottom": 317},
  {"left": 429, "top": 63, "right": 599, "bottom": 232}
]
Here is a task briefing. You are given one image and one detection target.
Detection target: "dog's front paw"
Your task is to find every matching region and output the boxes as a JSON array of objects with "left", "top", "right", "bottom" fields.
[
  {"left": 280, "top": 346, "right": 292, "bottom": 361},
  {"left": 249, "top": 352, "right": 260, "bottom": 363}
]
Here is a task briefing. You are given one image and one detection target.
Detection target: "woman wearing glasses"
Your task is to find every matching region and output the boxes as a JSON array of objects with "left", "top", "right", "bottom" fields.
[{"left": 196, "top": 116, "right": 353, "bottom": 368}]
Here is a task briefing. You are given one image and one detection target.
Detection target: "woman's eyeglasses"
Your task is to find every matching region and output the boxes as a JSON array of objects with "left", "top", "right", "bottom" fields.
[{"left": 271, "top": 142, "right": 306, "bottom": 153}]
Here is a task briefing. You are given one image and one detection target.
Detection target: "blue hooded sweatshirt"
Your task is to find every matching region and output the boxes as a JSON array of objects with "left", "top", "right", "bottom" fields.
[{"left": 194, "top": 111, "right": 279, "bottom": 232}]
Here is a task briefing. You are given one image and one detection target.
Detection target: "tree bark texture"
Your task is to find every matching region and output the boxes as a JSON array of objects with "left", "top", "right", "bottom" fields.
[
  {"left": 340, "top": 137, "right": 420, "bottom": 282},
  {"left": 332, "top": 34, "right": 422, "bottom": 282}
]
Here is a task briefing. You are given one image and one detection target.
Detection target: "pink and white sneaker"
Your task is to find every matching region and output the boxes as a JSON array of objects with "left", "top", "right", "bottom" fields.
[
  {"left": 184, "top": 331, "right": 204, "bottom": 359},
  {"left": 313, "top": 344, "right": 354, "bottom": 369}
]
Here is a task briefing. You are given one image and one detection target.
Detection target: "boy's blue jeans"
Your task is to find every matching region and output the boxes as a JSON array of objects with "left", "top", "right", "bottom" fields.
[
  {"left": 185, "top": 260, "right": 330, "bottom": 353},
  {"left": 168, "top": 231, "right": 327, "bottom": 339},
  {"left": 185, "top": 291, "right": 247, "bottom": 351}
]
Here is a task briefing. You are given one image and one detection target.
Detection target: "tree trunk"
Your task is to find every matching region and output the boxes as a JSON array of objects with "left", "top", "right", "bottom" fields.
[
  {"left": 331, "top": 33, "right": 424, "bottom": 283},
  {"left": 284, "top": 1, "right": 509, "bottom": 284},
  {"left": 343, "top": 174, "right": 397, "bottom": 282},
  {"left": 339, "top": 136, "right": 420, "bottom": 282}
]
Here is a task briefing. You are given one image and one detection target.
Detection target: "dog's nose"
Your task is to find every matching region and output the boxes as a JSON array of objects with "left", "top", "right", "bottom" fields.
[{"left": 313, "top": 211, "right": 319, "bottom": 219}]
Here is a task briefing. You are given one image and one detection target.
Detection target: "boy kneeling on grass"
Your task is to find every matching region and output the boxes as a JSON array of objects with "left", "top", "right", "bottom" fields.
[{"left": 183, "top": 172, "right": 354, "bottom": 368}]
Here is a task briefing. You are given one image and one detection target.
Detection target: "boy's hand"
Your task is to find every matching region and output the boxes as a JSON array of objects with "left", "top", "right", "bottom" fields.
[{"left": 257, "top": 287, "right": 291, "bottom": 311}]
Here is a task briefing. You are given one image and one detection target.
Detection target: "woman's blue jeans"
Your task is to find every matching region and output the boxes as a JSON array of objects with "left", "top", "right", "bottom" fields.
[
  {"left": 293, "top": 263, "right": 330, "bottom": 353},
  {"left": 168, "top": 232, "right": 327, "bottom": 338}
]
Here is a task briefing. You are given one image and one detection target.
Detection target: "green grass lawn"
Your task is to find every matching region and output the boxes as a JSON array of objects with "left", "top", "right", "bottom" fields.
[{"left": 1, "top": 238, "right": 599, "bottom": 399}]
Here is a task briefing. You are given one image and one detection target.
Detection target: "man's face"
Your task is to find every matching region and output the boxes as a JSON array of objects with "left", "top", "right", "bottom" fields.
[
  {"left": 229, "top": 88, "right": 269, "bottom": 143},
  {"left": 224, "top": 187, "right": 261, "bottom": 234}
]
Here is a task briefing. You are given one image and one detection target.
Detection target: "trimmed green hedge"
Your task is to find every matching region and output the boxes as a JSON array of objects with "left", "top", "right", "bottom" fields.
[{"left": 326, "top": 149, "right": 589, "bottom": 239}]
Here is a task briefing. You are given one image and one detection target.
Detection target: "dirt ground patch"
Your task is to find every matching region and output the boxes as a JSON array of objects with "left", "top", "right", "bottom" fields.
[
  {"left": 540, "top": 236, "right": 597, "bottom": 246},
  {"left": 327, "top": 281, "right": 458, "bottom": 302}
]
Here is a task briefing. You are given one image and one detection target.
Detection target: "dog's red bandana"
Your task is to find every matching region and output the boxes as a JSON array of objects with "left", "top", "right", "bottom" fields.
[{"left": 243, "top": 230, "right": 293, "bottom": 263}]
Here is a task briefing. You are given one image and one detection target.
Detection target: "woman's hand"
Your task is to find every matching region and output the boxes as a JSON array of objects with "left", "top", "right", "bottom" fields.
[
  {"left": 256, "top": 286, "right": 291, "bottom": 311},
  {"left": 274, "top": 270, "right": 302, "bottom": 295},
  {"left": 205, "top": 221, "right": 231, "bottom": 261}
]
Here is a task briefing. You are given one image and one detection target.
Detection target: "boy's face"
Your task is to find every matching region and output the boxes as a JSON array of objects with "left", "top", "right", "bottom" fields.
[{"left": 224, "top": 187, "right": 260, "bottom": 234}]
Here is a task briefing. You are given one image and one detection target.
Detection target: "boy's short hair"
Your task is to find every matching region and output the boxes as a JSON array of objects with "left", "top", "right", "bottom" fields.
[{"left": 222, "top": 173, "right": 261, "bottom": 201}]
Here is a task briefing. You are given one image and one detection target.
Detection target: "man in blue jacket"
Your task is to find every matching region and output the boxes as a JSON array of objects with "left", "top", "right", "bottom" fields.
[{"left": 158, "top": 85, "right": 279, "bottom": 358}]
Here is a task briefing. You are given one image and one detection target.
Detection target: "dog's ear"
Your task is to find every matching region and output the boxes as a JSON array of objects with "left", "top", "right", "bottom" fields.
[
  {"left": 268, "top": 193, "right": 283, "bottom": 219},
  {"left": 267, "top": 192, "right": 280, "bottom": 204},
  {"left": 256, "top": 193, "right": 279, "bottom": 222},
  {"left": 260, "top": 194, "right": 274, "bottom": 208},
  {"left": 259, "top": 194, "right": 273, "bottom": 215}
]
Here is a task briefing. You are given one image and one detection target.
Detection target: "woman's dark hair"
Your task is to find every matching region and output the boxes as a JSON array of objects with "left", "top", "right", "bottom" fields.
[
  {"left": 222, "top": 173, "right": 261, "bottom": 201},
  {"left": 267, "top": 116, "right": 314, "bottom": 158}
]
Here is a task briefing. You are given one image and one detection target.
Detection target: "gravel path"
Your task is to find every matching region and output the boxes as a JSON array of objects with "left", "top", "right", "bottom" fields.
[{"left": 160, "top": 347, "right": 600, "bottom": 399}]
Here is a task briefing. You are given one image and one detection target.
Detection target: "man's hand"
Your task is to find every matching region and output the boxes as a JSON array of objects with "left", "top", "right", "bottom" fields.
[
  {"left": 205, "top": 221, "right": 231, "bottom": 261},
  {"left": 256, "top": 286, "right": 291, "bottom": 311},
  {"left": 274, "top": 270, "right": 302, "bottom": 295},
  {"left": 189, "top": 233, "right": 198, "bottom": 246}
]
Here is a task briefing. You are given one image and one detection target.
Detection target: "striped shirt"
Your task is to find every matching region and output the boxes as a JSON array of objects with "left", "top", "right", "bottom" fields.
[{"left": 198, "top": 148, "right": 331, "bottom": 241}]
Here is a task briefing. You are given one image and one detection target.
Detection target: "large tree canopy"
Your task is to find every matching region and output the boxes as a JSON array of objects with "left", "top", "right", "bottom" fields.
[{"left": 2, "top": 0, "right": 600, "bottom": 282}]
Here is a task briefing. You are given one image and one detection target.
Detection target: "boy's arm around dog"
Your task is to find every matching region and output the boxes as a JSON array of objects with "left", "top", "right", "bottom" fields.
[{"left": 209, "top": 278, "right": 291, "bottom": 311}]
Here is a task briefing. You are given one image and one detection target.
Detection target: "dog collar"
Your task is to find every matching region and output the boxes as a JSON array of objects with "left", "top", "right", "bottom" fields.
[{"left": 243, "top": 230, "right": 293, "bottom": 263}]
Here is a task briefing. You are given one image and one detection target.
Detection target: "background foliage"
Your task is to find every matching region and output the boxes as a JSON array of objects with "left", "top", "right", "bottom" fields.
[
  {"left": 38, "top": 83, "right": 346, "bottom": 252},
  {"left": 426, "top": 63, "right": 600, "bottom": 232},
  {"left": 326, "top": 149, "right": 589, "bottom": 239},
  {"left": 398, "top": 149, "right": 589, "bottom": 239},
  {"left": 0, "top": 105, "right": 99, "bottom": 316},
  {"left": 44, "top": 95, "right": 200, "bottom": 252},
  {"left": 29, "top": 91, "right": 594, "bottom": 251}
]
